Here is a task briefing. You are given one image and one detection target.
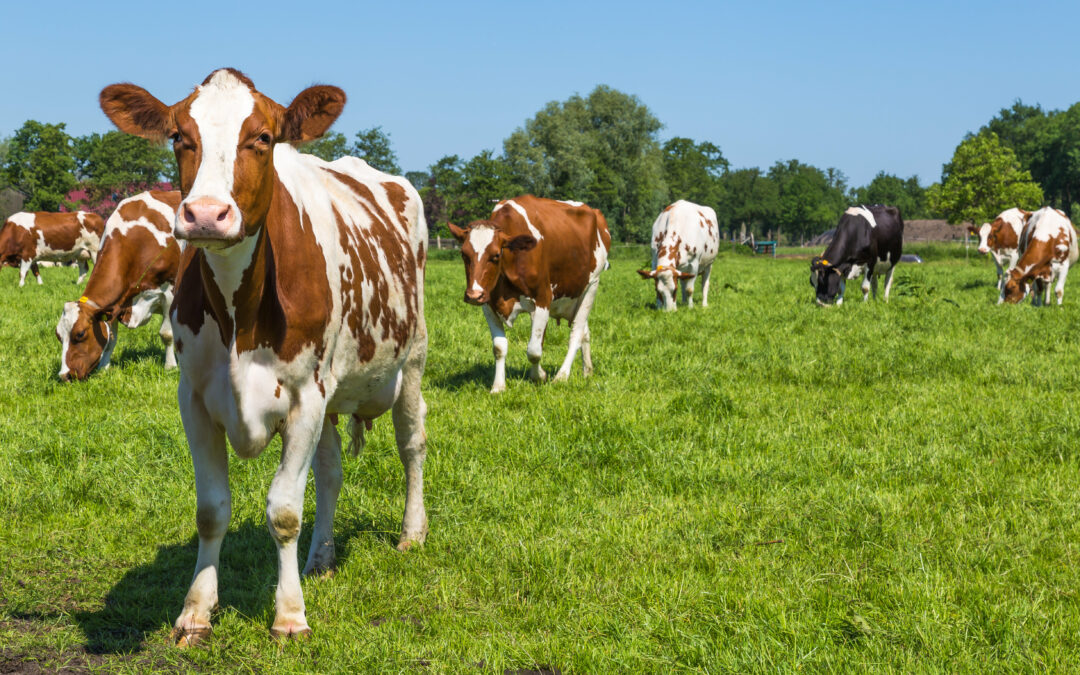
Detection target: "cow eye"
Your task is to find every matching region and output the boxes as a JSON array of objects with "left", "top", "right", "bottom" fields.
[
  {"left": 258, "top": 132, "right": 273, "bottom": 145},
  {"left": 169, "top": 131, "right": 181, "bottom": 144},
  {"left": 74, "top": 329, "right": 86, "bottom": 342},
  {"left": 490, "top": 253, "right": 500, "bottom": 263}
]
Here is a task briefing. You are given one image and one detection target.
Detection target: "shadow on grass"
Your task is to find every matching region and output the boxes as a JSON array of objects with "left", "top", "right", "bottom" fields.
[
  {"left": 72, "top": 515, "right": 394, "bottom": 654},
  {"left": 429, "top": 362, "right": 530, "bottom": 392},
  {"left": 110, "top": 343, "right": 168, "bottom": 370}
]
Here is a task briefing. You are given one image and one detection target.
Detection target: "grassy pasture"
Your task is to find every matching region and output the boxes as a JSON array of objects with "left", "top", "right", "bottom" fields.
[{"left": 1, "top": 244, "right": 1079, "bottom": 672}]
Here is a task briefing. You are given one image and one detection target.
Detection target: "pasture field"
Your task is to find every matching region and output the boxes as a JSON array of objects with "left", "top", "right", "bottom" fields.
[{"left": 1, "top": 244, "right": 1079, "bottom": 673}]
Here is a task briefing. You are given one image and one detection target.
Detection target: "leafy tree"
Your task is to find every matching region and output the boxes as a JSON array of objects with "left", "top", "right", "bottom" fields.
[
  {"left": 454, "top": 151, "right": 522, "bottom": 224},
  {"left": 661, "top": 137, "right": 727, "bottom": 207},
  {"left": 352, "top": 127, "right": 401, "bottom": 174},
  {"left": 768, "top": 159, "right": 847, "bottom": 240},
  {"left": 928, "top": 132, "right": 1043, "bottom": 225},
  {"left": 0, "top": 137, "right": 9, "bottom": 188},
  {"left": 719, "top": 168, "right": 778, "bottom": 235},
  {"left": 1, "top": 120, "right": 77, "bottom": 211},
  {"left": 299, "top": 131, "right": 350, "bottom": 161},
  {"left": 405, "top": 170, "right": 429, "bottom": 191},
  {"left": 418, "top": 155, "right": 463, "bottom": 233},
  {"left": 853, "top": 172, "right": 930, "bottom": 219},
  {"left": 503, "top": 85, "right": 668, "bottom": 242}
]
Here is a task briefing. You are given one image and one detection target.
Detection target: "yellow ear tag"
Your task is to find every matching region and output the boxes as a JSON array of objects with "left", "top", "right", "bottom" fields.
[
  {"left": 820, "top": 259, "right": 829, "bottom": 266},
  {"left": 79, "top": 296, "right": 90, "bottom": 304}
]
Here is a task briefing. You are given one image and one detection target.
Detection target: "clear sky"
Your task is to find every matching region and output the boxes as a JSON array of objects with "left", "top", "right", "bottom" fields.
[{"left": 2, "top": 1, "right": 1076, "bottom": 187}]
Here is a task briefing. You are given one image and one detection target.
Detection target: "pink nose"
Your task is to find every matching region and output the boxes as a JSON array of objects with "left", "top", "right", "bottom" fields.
[
  {"left": 464, "top": 288, "right": 485, "bottom": 305},
  {"left": 978, "top": 246, "right": 989, "bottom": 254},
  {"left": 180, "top": 198, "right": 236, "bottom": 240}
]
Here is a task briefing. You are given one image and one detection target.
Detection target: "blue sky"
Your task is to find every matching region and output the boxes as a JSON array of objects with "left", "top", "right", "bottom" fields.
[{"left": 1, "top": 1, "right": 1076, "bottom": 187}]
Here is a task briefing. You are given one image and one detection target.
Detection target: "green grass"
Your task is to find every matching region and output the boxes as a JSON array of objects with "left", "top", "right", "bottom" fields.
[{"left": 1, "top": 251, "right": 1079, "bottom": 673}]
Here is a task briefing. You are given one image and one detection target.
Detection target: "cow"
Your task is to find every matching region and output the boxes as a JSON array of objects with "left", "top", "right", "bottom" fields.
[
  {"left": 448, "top": 195, "right": 611, "bottom": 393},
  {"left": 636, "top": 200, "right": 719, "bottom": 311},
  {"left": 810, "top": 205, "right": 904, "bottom": 305},
  {"left": 56, "top": 190, "right": 183, "bottom": 381},
  {"left": 968, "top": 207, "right": 1030, "bottom": 295},
  {"left": 1001, "top": 206, "right": 1078, "bottom": 305},
  {"left": 0, "top": 210, "right": 105, "bottom": 286},
  {"left": 99, "top": 68, "right": 429, "bottom": 644}
]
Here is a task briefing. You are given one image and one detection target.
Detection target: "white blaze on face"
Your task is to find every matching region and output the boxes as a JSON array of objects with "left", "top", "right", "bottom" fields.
[
  {"left": 182, "top": 70, "right": 255, "bottom": 228},
  {"left": 467, "top": 226, "right": 495, "bottom": 264},
  {"left": 977, "top": 223, "right": 991, "bottom": 252},
  {"left": 845, "top": 205, "right": 877, "bottom": 229}
]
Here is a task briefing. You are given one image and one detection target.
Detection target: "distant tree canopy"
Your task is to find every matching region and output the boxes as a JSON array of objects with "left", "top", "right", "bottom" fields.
[
  {"left": 1, "top": 120, "right": 77, "bottom": 211},
  {"left": 662, "top": 137, "right": 727, "bottom": 209},
  {"left": 352, "top": 127, "right": 401, "bottom": 174},
  {"left": 928, "top": 132, "right": 1043, "bottom": 225},
  {"left": 852, "top": 172, "right": 931, "bottom": 220},
  {"left": 767, "top": 160, "right": 848, "bottom": 240}
]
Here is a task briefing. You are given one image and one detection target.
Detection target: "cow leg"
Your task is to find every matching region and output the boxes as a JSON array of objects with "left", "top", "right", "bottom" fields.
[
  {"left": 18, "top": 260, "right": 32, "bottom": 287},
  {"left": 266, "top": 397, "right": 325, "bottom": 639},
  {"left": 581, "top": 321, "right": 593, "bottom": 377},
  {"left": 681, "top": 277, "right": 695, "bottom": 308},
  {"left": 527, "top": 306, "right": 550, "bottom": 383},
  {"left": 31, "top": 262, "right": 42, "bottom": 285},
  {"left": 554, "top": 281, "right": 600, "bottom": 382},
  {"left": 699, "top": 265, "right": 712, "bottom": 308},
  {"left": 76, "top": 258, "right": 89, "bottom": 285},
  {"left": 159, "top": 293, "right": 177, "bottom": 370},
  {"left": 837, "top": 280, "right": 845, "bottom": 305},
  {"left": 173, "top": 381, "right": 230, "bottom": 647},
  {"left": 303, "top": 418, "right": 342, "bottom": 576},
  {"left": 482, "top": 304, "right": 508, "bottom": 394},
  {"left": 1055, "top": 264, "right": 1070, "bottom": 305},
  {"left": 392, "top": 323, "right": 428, "bottom": 550},
  {"left": 882, "top": 266, "right": 896, "bottom": 302},
  {"left": 98, "top": 321, "right": 119, "bottom": 371},
  {"left": 861, "top": 270, "right": 872, "bottom": 301}
]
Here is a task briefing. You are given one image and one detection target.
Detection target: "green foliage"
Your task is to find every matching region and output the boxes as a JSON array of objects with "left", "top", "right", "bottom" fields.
[
  {"left": 853, "top": 172, "right": 932, "bottom": 219},
  {"left": 453, "top": 150, "right": 522, "bottom": 225},
  {"left": 298, "top": 131, "right": 350, "bottom": 161},
  {"left": 719, "top": 167, "right": 779, "bottom": 235},
  {"left": 661, "top": 137, "right": 728, "bottom": 207},
  {"left": 0, "top": 137, "right": 10, "bottom": 188},
  {"left": 768, "top": 159, "right": 848, "bottom": 239},
  {"left": 929, "top": 132, "right": 1044, "bottom": 225},
  {"left": 417, "top": 155, "right": 464, "bottom": 233},
  {"left": 352, "top": 127, "right": 401, "bottom": 174},
  {"left": 1, "top": 120, "right": 76, "bottom": 211},
  {"left": 74, "top": 131, "right": 175, "bottom": 186},
  {"left": 503, "top": 85, "right": 668, "bottom": 242}
]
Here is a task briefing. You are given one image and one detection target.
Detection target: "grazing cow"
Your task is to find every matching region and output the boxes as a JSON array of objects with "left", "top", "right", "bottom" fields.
[
  {"left": 100, "top": 68, "right": 429, "bottom": 643},
  {"left": 636, "top": 200, "right": 719, "bottom": 311},
  {"left": 56, "top": 190, "right": 182, "bottom": 381},
  {"left": 810, "top": 205, "right": 904, "bottom": 305},
  {"left": 1001, "top": 206, "right": 1078, "bottom": 305},
  {"left": 0, "top": 211, "right": 105, "bottom": 286},
  {"left": 968, "top": 207, "right": 1030, "bottom": 295},
  {"left": 448, "top": 195, "right": 611, "bottom": 393}
]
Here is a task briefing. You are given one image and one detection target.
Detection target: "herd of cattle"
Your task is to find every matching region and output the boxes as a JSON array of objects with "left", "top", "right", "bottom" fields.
[{"left": 0, "top": 68, "right": 1076, "bottom": 644}]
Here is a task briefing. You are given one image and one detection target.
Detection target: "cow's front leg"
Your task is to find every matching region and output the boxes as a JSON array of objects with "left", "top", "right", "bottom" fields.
[
  {"left": 527, "top": 305, "right": 550, "bottom": 383},
  {"left": 267, "top": 396, "right": 324, "bottom": 639},
  {"left": 1055, "top": 263, "right": 1070, "bottom": 305},
  {"left": 861, "top": 270, "right": 872, "bottom": 301},
  {"left": 881, "top": 266, "right": 896, "bottom": 302},
  {"left": 303, "top": 418, "right": 342, "bottom": 576},
  {"left": 98, "top": 321, "right": 119, "bottom": 371},
  {"left": 837, "top": 279, "right": 845, "bottom": 305},
  {"left": 18, "top": 260, "right": 32, "bottom": 287},
  {"left": 555, "top": 281, "right": 600, "bottom": 382},
  {"left": 159, "top": 292, "right": 177, "bottom": 370},
  {"left": 173, "top": 380, "right": 230, "bottom": 647},
  {"left": 482, "top": 304, "right": 508, "bottom": 393},
  {"left": 681, "top": 276, "right": 695, "bottom": 308},
  {"left": 76, "top": 258, "right": 89, "bottom": 285}
]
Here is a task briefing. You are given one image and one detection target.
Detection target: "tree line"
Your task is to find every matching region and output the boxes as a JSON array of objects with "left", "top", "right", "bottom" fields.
[{"left": 1, "top": 87, "right": 1074, "bottom": 242}]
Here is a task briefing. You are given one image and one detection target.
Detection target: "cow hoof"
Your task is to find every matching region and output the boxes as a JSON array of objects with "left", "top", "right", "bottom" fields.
[
  {"left": 552, "top": 371, "right": 570, "bottom": 383},
  {"left": 490, "top": 384, "right": 506, "bottom": 394},
  {"left": 270, "top": 623, "right": 312, "bottom": 641},
  {"left": 171, "top": 625, "right": 212, "bottom": 648},
  {"left": 397, "top": 527, "right": 427, "bottom": 552}
]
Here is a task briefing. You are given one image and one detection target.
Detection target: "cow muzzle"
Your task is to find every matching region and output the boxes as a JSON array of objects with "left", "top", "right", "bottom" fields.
[
  {"left": 977, "top": 246, "right": 989, "bottom": 255},
  {"left": 464, "top": 289, "right": 487, "bottom": 305},
  {"left": 176, "top": 197, "right": 242, "bottom": 246}
]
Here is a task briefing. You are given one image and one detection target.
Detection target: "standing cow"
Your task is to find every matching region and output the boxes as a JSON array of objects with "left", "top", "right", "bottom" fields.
[
  {"left": 56, "top": 190, "right": 182, "bottom": 381},
  {"left": 0, "top": 211, "right": 105, "bottom": 286},
  {"left": 969, "top": 207, "right": 1029, "bottom": 295},
  {"left": 448, "top": 195, "right": 611, "bottom": 393},
  {"left": 1001, "top": 206, "right": 1078, "bottom": 305},
  {"left": 810, "top": 205, "right": 904, "bottom": 305},
  {"left": 100, "top": 68, "right": 429, "bottom": 643},
  {"left": 637, "top": 200, "right": 719, "bottom": 311}
]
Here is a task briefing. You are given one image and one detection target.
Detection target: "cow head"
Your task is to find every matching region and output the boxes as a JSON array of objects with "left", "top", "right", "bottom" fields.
[
  {"left": 810, "top": 256, "right": 845, "bottom": 305},
  {"left": 100, "top": 69, "right": 345, "bottom": 250},
  {"left": 56, "top": 299, "right": 114, "bottom": 381},
  {"left": 1001, "top": 268, "right": 1030, "bottom": 304},
  {"left": 448, "top": 221, "right": 536, "bottom": 305},
  {"left": 636, "top": 266, "right": 691, "bottom": 311}
]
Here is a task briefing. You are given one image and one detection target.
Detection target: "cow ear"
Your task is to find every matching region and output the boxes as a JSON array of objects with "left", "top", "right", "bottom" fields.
[
  {"left": 447, "top": 222, "right": 469, "bottom": 242},
  {"left": 637, "top": 269, "right": 657, "bottom": 279},
  {"left": 100, "top": 84, "right": 172, "bottom": 142},
  {"left": 675, "top": 271, "right": 695, "bottom": 279},
  {"left": 281, "top": 85, "right": 347, "bottom": 143},
  {"left": 506, "top": 234, "right": 537, "bottom": 253}
]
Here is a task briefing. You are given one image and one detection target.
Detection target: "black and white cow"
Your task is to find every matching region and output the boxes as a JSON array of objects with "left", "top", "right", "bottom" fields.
[{"left": 810, "top": 205, "right": 904, "bottom": 305}]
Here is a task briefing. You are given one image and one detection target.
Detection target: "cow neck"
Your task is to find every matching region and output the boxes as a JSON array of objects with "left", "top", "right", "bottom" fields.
[{"left": 198, "top": 224, "right": 263, "bottom": 345}]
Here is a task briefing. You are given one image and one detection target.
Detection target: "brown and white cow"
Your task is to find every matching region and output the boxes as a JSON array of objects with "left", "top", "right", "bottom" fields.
[
  {"left": 56, "top": 190, "right": 182, "bottom": 381},
  {"left": 448, "top": 195, "right": 611, "bottom": 393},
  {"left": 968, "top": 207, "right": 1030, "bottom": 296},
  {"left": 100, "top": 68, "right": 429, "bottom": 643},
  {"left": 1001, "top": 206, "right": 1078, "bottom": 305},
  {"left": 637, "top": 200, "right": 719, "bottom": 310},
  {"left": 0, "top": 211, "right": 105, "bottom": 286}
]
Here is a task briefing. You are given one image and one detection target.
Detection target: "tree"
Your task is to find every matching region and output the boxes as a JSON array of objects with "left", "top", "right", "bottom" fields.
[
  {"left": 719, "top": 168, "right": 778, "bottom": 236},
  {"left": 417, "top": 155, "right": 463, "bottom": 233},
  {"left": 453, "top": 150, "right": 522, "bottom": 224},
  {"left": 1, "top": 120, "right": 77, "bottom": 211},
  {"left": 352, "top": 127, "right": 401, "bottom": 174},
  {"left": 502, "top": 85, "right": 668, "bottom": 242},
  {"left": 299, "top": 131, "right": 350, "bottom": 161},
  {"left": 928, "top": 132, "right": 1043, "bottom": 225},
  {"left": 661, "top": 137, "right": 727, "bottom": 207},
  {"left": 853, "top": 172, "right": 930, "bottom": 219},
  {"left": 768, "top": 159, "right": 847, "bottom": 240}
]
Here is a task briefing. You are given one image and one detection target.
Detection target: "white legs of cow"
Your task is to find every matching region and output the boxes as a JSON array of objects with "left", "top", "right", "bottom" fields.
[
  {"left": 304, "top": 419, "right": 343, "bottom": 577},
  {"left": 76, "top": 257, "right": 90, "bottom": 285},
  {"left": 483, "top": 304, "right": 509, "bottom": 394},
  {"left": 392, "top": 334, "right": 429, "bottom": 549},
  {"left": 18, "top": 260, "right": 41, "bottom": 286},
  {"left": 554, "top": 278, "right": 600, "bottom": 382},
  {"left": 527, "top": 306, "right": 550, "bottom": 382},
  {"left": 698, "top": 265, "right": 712, "bottom": 308}
]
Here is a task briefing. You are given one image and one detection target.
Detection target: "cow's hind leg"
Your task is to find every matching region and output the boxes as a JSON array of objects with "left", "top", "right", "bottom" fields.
[
  {"left": 303, "top": 418, "right": 343, "bottom": 576},
  {"left": 173, "top": 380, "right": 231, "bottom": 647},
  {"left": 527, "top": 306, "right": 550, "bottom": 383},
  {"left": 482, "top": 304, "right": 508, "bottom": 393},
  {"left": 393, "top": 322, "right": 428, "bottom": 550},
  {"left": 1055, "top": 263, "right": 1070, "bottom": 305},
  {"left": 861, "top": 270, "right": 872, "bottom": 301},
  {"left": 882, "top": 266, "right": 896, "bottom": 302},
  {"left": 76, "top": 258, "right": 89, "bottom": 285},
  {"left": 266, "top": 393, "right": 325, "bottom": 639},
  {"left": 554, "top": 280, "right": 600, "bottom": 382},
  {"left": 581, "top": 321, "right": 593, "bottom": 377},
  {"left": 699, "top": 265, "right": 713, "bottom": 308},
  {"left": 159, "top": 301, "right": 177, "bottom": 370}
]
